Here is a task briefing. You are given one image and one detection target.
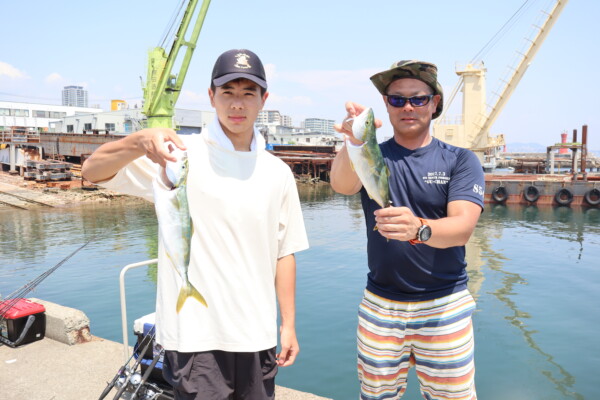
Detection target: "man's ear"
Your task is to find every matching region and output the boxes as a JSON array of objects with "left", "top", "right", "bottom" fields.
[
  {"left": 432, "top": 94, "right": 441, "bottom": 110},
  {"left": 261, "top": 91, "right": 269, "bottom": 108},
  {"left": 208, "top": 88, "right": 215, "bottom": 107}
]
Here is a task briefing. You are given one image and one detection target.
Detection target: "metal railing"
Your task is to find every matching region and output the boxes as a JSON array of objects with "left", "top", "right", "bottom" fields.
[
  {"left": 119, "top": 258, "right": 158, "bottom": 362},
  {"left": 0, "top": 130, "right": 41, "bottom": 143}
]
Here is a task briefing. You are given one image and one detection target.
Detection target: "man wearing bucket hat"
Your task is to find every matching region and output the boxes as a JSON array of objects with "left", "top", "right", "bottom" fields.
[
  {"left": 83, "top": 49, "right": 308, "bottom": 400},
  {"left": 331, "top": 60, "right": 484, "bottom": 399}
]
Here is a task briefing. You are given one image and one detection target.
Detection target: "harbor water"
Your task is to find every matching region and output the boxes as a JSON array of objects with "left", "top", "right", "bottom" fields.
[{"left": 1, "top": 183, "right": 599, "bottom": 400}]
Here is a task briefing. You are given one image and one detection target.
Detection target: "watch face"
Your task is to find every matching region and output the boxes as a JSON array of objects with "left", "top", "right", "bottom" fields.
[{"left": 418, "top": 225, "right": 432, "bottom": 242}]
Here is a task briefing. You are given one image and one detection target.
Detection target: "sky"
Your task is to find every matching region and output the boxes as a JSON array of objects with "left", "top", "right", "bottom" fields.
[{"left": 1, "top": 0, "right": 598, "bottom": 150}]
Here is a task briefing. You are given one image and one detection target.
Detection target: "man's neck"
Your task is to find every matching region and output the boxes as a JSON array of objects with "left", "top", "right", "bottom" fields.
[
  {"left": 221, "top": 126, "right": 254, "bottom": 152},
  {"left": 394, "top": 132, "right": 432, "bottom": 150}
]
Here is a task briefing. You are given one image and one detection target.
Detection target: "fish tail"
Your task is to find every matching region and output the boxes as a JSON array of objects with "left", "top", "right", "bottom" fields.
[{"left": 176, "top": 281, "right": 208, "bottom": 313}]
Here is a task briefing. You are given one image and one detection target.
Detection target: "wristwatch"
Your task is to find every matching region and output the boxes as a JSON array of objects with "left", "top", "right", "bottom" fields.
[{"left": 409, "top": 218, "right": 431, "bottom": 245}]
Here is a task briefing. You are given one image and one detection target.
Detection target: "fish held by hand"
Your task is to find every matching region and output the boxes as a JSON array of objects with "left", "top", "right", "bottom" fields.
[
  {"left": 153, "top": 149, "right": 207, "bottom": 312},
  {"left": 346, "top": 107, "right": 391, "bottom": 209}
]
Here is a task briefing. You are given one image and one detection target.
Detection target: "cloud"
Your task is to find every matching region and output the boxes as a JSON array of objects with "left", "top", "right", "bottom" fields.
[
  {"left": 0, "top": 61, "right": 28, "bottom": 79},
  {"left": 44, "top": 72, "right": 64, "bottom": 84},
  {"left": 177, "top": 89, "right": 211, "bottom": 109},
  {"left": 264, "top": 63, "right": 277, "bottom": 82}
]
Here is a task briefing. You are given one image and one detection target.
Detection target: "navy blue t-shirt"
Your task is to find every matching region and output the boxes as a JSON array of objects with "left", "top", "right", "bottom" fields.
[{"left": 361, "top": 137, "right": 485, "bottom": 301}]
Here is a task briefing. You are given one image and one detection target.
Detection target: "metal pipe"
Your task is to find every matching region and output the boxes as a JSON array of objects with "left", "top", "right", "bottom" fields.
[
  {"left": 119, "top": 258, "right": 158, "bottom": 363},
  {"left": 572, "top": 129, "right": 577, "bottom": 177},
  {"left": 582, "top": 125, "right": 588, "bottom": 180}
]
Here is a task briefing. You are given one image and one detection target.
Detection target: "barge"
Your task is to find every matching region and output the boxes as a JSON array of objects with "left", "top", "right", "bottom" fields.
[{"left": 485, "top": 173, "right": 600, "bottom": 207}]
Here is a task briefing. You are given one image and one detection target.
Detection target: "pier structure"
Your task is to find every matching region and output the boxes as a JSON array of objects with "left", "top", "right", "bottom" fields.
[
  {"left": 2, "top": 129, "right": 600, "bottom": 207},
  {"left": 269, "top": 145, "right": 336, "bottom": 182}
]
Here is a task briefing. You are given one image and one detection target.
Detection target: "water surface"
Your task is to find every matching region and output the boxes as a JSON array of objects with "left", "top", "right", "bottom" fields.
[{"left": 1, "top": 186, "right": 598, "bottom": 399}]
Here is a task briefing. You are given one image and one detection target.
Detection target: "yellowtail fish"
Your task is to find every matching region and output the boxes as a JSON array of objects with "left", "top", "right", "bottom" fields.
[
  {"left": 346, "top": 107, "right": 391, "bottom": 208},
  {"left": 153, "top": 149, "right": 207, "bottom": 312}
]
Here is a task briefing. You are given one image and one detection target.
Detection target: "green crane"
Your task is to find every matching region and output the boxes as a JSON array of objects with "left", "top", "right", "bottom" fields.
[{"left": 142, "top": 0, "right": 212, "bottom": 129}]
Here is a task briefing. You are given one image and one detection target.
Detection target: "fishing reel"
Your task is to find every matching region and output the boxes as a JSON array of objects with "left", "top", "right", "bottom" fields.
[{"left": 114, "top": 369, "right": 164, "bottom": 400}]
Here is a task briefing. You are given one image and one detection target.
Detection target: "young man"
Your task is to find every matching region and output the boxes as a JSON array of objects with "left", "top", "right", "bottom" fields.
[
  {"left": 331, "top": 60, "right": 484, "bottom": 400},
  {"left": 82, "top": 49, "right": 309, "bottom": 400}
]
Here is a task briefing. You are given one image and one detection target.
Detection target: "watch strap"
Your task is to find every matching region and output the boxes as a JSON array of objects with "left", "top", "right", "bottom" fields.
[{"left": 409, "top": 217, "right": 428, "bottom": 245}]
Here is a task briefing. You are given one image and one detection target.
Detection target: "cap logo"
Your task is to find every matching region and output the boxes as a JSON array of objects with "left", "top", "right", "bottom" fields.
[{"left": 234, "top": 53, "right": 252, "bottom": 69}]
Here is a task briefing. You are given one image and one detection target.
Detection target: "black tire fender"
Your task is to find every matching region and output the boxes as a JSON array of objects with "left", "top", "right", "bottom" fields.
[
  {"left": 555, "top": 188, "right": 574, "bottom": 206},
  {"left": 523, "top": 185, "right": 540, "bottom": 203},
  {"left": 492, "top": 186, "right": 508, "bottom": 203},
  {"left": 584, "top": 188, "right": 600, "bottom": 206}
]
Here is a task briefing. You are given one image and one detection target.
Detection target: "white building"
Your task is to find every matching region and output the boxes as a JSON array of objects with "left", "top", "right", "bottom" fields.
[
  {"left": 303, "top": 118, "right": 335, "bottom": 135},
  {"left": 62, "top": 86, "right": 88, "bottom": 108},
  {"left": 280, "top": 114, "right": 292, "bottom": 127},
  {"left": 257, "top": 110, "right": 293, "bottom": 127},
  {"left": 267, "top": 131, "right": 343, "bottom": 149},
  {"left": 0, "top": 101, "right": 101, "bottom": 133},
  {"left": 50, "top": 108, "right": 215, "bottom": 135}
]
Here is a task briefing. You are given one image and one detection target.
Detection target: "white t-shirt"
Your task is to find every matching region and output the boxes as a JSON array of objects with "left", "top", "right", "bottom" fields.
[{"left": 100, "top": 117, "right": 309, "bottom": 352}]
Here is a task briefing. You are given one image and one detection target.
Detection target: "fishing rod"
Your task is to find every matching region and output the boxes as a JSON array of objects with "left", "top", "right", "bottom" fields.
[
  {"left": 97, "top": 326, "right": 158, "bottom": 400},
  {"left": 111, "top": 327, "right": 157, "bottom": 400},
  {"left": 0, "top": 236, "right": 96, "bottom": 322},
  {"left": 130, "top": 348, "right": 165, "bottom": 399}
]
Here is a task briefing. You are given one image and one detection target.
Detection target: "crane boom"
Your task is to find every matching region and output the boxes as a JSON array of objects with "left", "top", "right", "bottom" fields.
[
  {"left": 143, "top": 0, "right": 212, "bottom": 129},
  {"left": 476, "top": 0, "right": 568, "bottom": 144}
]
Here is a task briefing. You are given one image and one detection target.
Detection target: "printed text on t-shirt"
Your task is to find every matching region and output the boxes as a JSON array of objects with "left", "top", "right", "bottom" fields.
[{"left": 423, "top": 171, "right": 450, "bottom": 185}]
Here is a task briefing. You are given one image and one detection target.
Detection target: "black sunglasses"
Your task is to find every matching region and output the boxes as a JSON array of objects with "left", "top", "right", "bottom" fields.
[{"left": 386, "top": 94, "right": 434, "bottom": 108}]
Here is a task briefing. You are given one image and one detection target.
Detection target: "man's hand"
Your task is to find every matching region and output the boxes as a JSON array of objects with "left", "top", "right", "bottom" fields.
[
  {"left": 82, "top": 127, "right": 188, "bottom": 183},
  {"left": 133, "top": 128, "right": 187, "bottom": 167},
  {"left": 333, "top": 101, "right": 383, "bottom": 146},
  {"left": 374, "top": 206, "right": 421, "bottom": 242},
  {"left": 277, "top": 325, "right": 299, "bottom": 367}
]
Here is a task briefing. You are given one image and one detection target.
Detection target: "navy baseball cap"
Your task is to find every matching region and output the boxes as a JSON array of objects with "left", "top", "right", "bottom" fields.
[{"left": 211, "top": 49, "right": 267, "bottom": 90}]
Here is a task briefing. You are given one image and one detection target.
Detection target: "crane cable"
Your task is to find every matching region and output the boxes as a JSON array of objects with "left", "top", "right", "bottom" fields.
[
  {"left": 470, "top": 0, "right": 538, "bottom": 63},
  {"left": 440, "top": 0, "right": 544, "bottom": 121},
  {"left": 159, "top": 0, "right": 188, "bottom": 50}
]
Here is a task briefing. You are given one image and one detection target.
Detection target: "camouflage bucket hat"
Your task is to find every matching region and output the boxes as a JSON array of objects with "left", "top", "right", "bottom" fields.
[{"left": 370, "top": 60, "right": 444, "bottom": 119}]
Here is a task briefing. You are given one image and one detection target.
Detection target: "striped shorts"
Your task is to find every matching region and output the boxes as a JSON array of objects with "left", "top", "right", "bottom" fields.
[{"left": 357, "top": 289, "right": 477, "bottom": 400}]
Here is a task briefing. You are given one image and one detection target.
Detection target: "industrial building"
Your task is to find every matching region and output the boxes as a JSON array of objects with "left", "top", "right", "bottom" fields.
[
  {"left": 0, "top": 101, "right": 101, "bottom": 133},
  {"left": 50, "top": 108, "right": 215, "bottom": 135}
]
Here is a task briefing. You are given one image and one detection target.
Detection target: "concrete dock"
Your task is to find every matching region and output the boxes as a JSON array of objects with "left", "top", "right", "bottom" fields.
[
  {"left": 0, "top": 299, "right": 332, "bottom": 400},
  {"left": 0, "top": 336, "right": 331, "bottom": 400}
]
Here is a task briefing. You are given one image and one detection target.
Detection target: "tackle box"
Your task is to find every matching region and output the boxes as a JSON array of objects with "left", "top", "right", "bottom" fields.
[{"left": 0, "top": 298, "right": 46, "bottom": 347}]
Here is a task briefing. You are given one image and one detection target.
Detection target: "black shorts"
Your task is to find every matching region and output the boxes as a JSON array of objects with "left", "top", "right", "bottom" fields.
[{"left": 162, "top": 347, "right": 278, "bottom": 400}]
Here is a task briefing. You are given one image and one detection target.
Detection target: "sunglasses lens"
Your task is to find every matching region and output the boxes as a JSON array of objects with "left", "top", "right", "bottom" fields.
[
  {"left": 387, "top": 96, "right": 406, "bottom": 107},
  {"left": 410, "top": 95, "right": 431, "bottom": 106}
]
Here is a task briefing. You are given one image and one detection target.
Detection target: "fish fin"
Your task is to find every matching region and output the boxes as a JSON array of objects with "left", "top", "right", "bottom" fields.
[
  {"left": 176, "top": 281, "right": 208, "bottom": 313},
  {"left": 189, "top": 282, "right": 208, "bottom": 308}
]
